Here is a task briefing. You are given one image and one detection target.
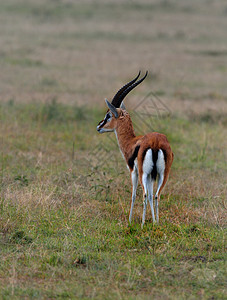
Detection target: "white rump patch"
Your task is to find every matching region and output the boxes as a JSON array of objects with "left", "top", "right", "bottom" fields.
[
  {"left": 156, "top": 149, "right": 165, "bottom": 175},
  {"left": 143, "top": 149, "right": 153, "bottom": 175}
]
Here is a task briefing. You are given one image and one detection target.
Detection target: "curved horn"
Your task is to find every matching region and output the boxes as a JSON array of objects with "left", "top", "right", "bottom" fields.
[
  {"left": 111, "top": 71, "right": 141, "bottom": 108},
  {"left": 117, "top": 71, "right": 148, "bottom": 106}
]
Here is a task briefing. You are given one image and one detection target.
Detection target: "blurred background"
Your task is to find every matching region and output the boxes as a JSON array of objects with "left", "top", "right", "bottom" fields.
[{"left": 1, "top": 0, "right": 227, "bottom": 115}]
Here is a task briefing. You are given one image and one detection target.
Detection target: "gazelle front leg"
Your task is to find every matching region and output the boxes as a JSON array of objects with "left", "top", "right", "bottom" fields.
[{"left": 129, "top": 167, "right": 138, "bottom": 224}]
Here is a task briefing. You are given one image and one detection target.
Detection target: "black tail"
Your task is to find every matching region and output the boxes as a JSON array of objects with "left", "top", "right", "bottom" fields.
[
  {"left": 151, "top": 149, "right": 158, "bottom": 181},
  {"left": 142, "top": 148, "right": 159, "bottom": 181}
]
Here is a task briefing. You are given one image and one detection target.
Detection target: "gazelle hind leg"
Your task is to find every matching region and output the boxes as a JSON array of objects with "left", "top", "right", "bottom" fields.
[
  {"left": 141, "top": 149, "right": 154, "bottom": 228},
  {"left": 147, "top": 174, "right": 155, "bottom": 223},
  {"left": 141, "top": 173, "right": 149, "bottom": 228},
  {"left": 155, "top": 174, "right": 164, "bottom": 224},
  {"left": 129, "top": 168, "right": 138, "bottom": 224},
  {"left": 155, "top": 150, "right": 165, "bottom": 224},
  {"left": 155, "top": 167, "right": 171, "bottom": 224}
]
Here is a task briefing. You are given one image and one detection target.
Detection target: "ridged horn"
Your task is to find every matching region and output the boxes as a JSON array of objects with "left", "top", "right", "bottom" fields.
[
  {"left": 111, "top": 71, "right": 141, "bottom": 108},
  {"left": 116, "top": 71, "right": 148, "bottom": 106}
]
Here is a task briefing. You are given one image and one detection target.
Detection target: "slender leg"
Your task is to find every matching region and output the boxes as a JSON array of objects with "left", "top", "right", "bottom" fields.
[
  {"left": 147, "top": 174, "right": 155, "bottom": 223},
  {"left": 142, "top": 173, "right": 148, "bottom": 228},
  {"left": 155, "top": 195, "right": 159, "bottom": 224},
  {"left": 129, "top": 168, "right": 138, "bottom": 224},
  {"left": 155, "top": 173, "right": 164, "bottom": 224},
  {"left": 155, "top": 150, "right": 165, "bottom": 224}
]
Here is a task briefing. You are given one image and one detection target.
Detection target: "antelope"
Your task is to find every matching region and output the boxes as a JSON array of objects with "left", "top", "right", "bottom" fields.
[{"left": 96, "top": 71, "right": 174, "bottom": 227}]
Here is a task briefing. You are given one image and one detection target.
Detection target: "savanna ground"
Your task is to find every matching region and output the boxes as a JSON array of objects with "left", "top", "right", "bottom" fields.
[{"left": 0, "top": 0, "right": 226, "bottom": 299}]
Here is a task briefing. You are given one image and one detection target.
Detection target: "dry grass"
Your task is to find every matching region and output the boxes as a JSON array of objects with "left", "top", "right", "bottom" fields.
[{"left": 0, "top": 0, "right": 227, "bottom": 114}]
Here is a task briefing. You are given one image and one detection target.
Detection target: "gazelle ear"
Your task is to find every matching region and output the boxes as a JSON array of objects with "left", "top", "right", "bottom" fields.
[
  {"left": 120, "top": 101, "right": 126, "bottom": 110},
  {"left": 105, "top": 99, "right": 118, "bottom": 118}
]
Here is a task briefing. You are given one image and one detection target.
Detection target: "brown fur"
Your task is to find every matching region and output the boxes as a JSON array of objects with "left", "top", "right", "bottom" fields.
[{"left": 137, "top": 132, "right": 174, "bottom": 198}]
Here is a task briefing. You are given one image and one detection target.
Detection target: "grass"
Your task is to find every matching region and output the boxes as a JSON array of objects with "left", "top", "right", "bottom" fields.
[
  {"left": 0, "top": 0, "right": 227, "bottom": 298},
  {"left": 0, "top": 102, "right": 226, "bottom": 299}
]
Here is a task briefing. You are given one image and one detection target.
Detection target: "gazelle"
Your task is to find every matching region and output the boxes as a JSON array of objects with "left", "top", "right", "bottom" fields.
[{"left": 96, "top": 71, "right": 174, "bottom": 227}]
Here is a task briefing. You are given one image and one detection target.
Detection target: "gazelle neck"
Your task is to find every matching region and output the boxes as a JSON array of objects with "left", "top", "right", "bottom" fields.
[{"left": 114, "top": 112, "right": 137, "bottom": 162}]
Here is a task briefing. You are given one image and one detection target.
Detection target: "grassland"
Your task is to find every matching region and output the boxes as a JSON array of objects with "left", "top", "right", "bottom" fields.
[{"left": 0, "top": 0, "right": 227, "bottom": 299}]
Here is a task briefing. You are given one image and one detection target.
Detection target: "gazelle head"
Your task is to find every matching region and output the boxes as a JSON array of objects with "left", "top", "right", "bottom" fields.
[{"left": 97, "top": 71, "right": 148, "bottom": 133}]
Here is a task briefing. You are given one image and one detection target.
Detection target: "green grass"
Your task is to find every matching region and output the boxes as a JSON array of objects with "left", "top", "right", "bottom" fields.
[
  {"left": 0, "top": 201, "right": 225, "bottom": 299},
  {"left": 0, "top": 102, "right": 226, "bottom": 299}
]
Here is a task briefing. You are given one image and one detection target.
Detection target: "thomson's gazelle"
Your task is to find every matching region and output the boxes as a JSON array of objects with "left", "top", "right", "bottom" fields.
[{"left": 97, "top": 72, "right": 174, "bottom": 227}]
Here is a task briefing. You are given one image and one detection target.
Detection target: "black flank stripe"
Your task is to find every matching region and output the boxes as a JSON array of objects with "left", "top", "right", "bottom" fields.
[{"left": 128, "top": 145, "right": 140, "bottom": 170}]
